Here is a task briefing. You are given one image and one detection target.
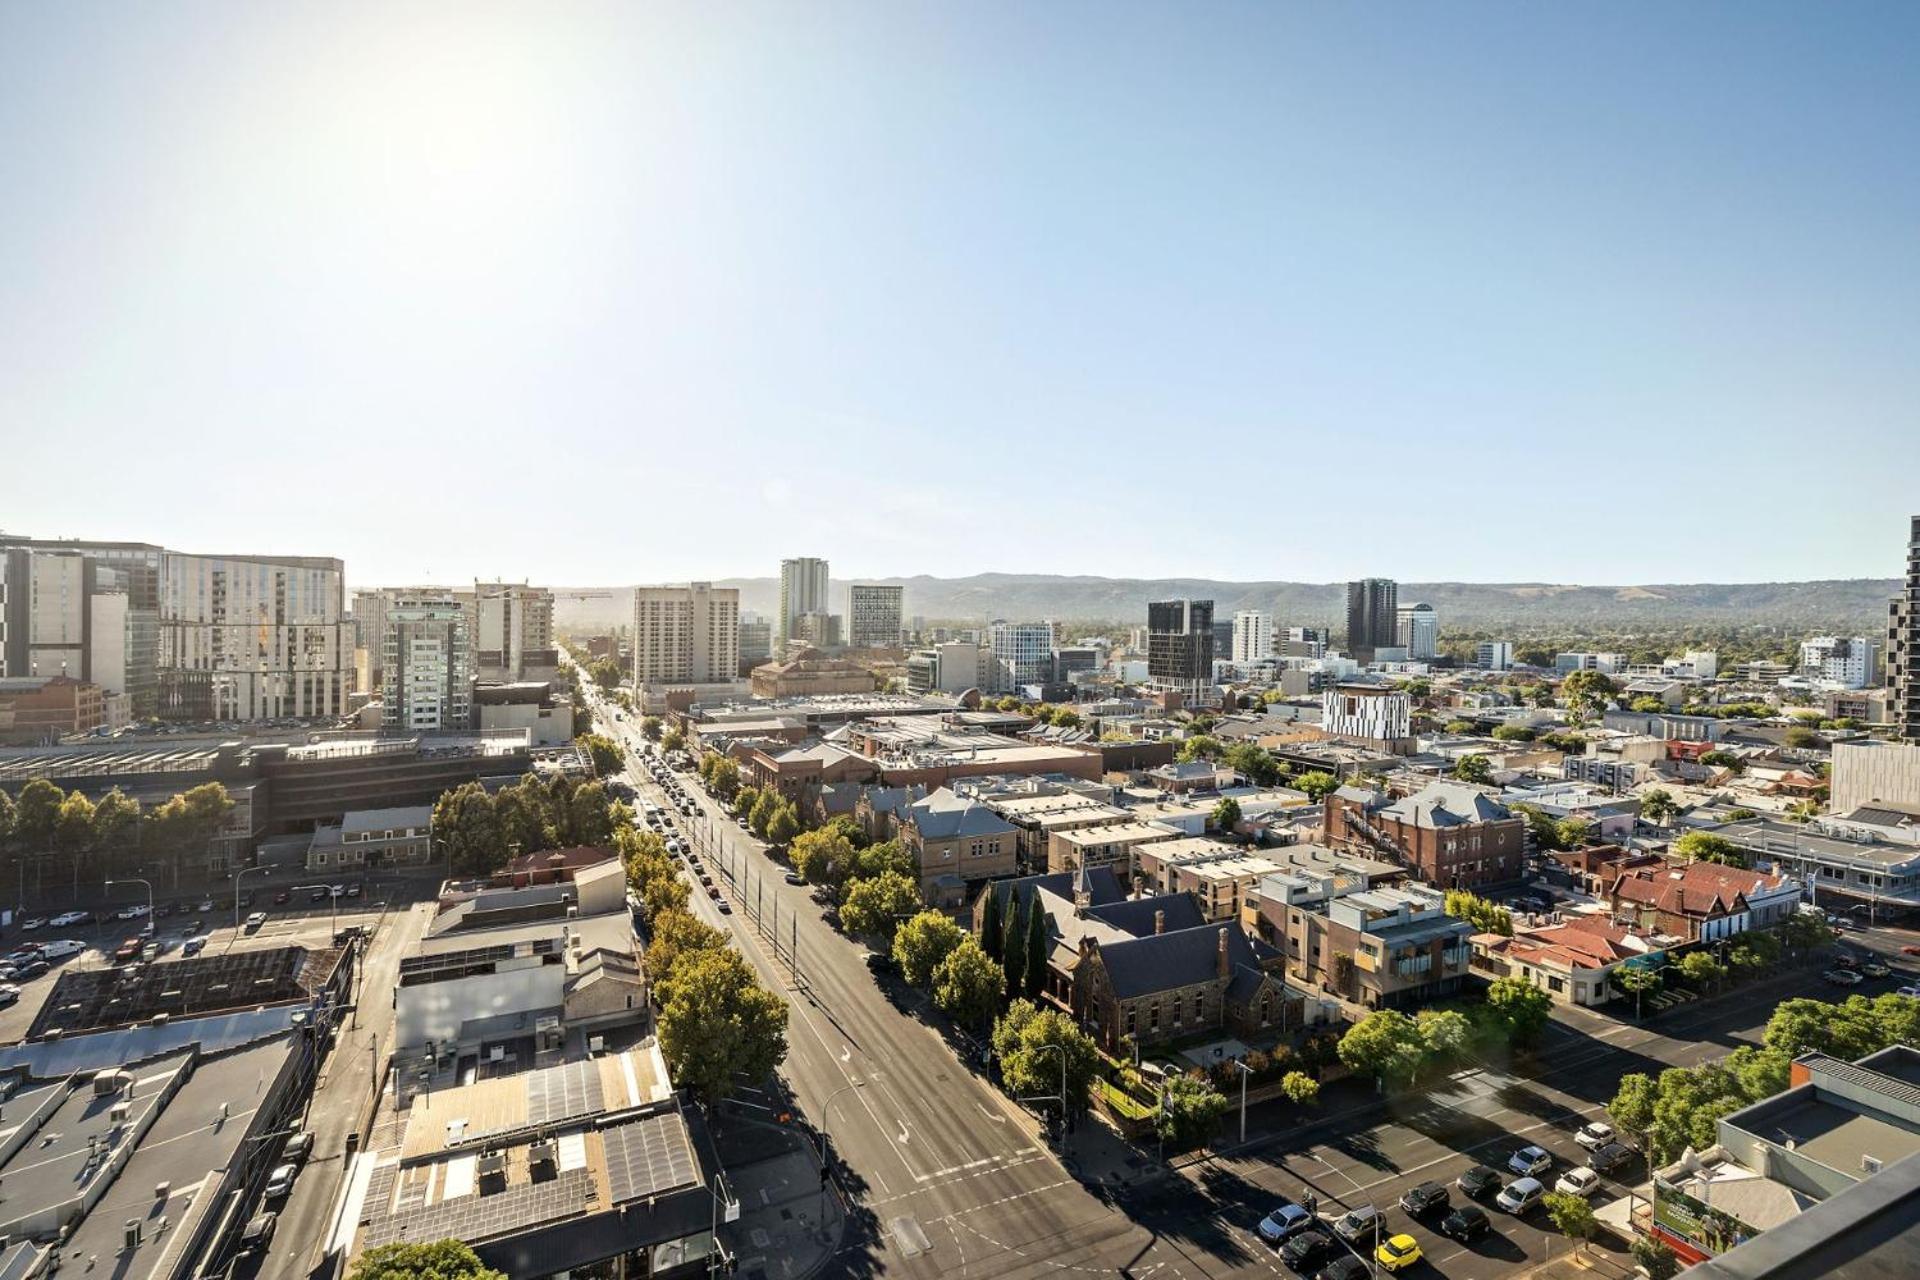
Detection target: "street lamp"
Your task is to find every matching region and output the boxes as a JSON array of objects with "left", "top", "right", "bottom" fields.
[
  {"left": 234, "top": 865, "right": 275, "bottom": 931},
  {"left": 815, "top": 1081, "right": 864, "bottom": 1221},
  {"left": 1234, "top": 1058, "right": 1254, "bottom": 1145},
  {"left": 293, "top": 884, "right": 339, "bottom": 936},
  {"left": 104, "top": 877, "right": 154, "bottom": 931},
  {"left": 1033, "top": 1042, "right": 1069, "bottom": 1150}
]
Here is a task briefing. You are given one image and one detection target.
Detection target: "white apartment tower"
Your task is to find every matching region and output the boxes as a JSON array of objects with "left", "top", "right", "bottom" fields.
[
  {"left": 473, "top": 582, "right": 557, "bottom": 681},
  {"left": 1231, "top": 610, "right": 1273, "bottom": 664},
  {"left": 778, "top": 557, "right": 829, "bottom": 651},
  {"left": 382, "top": 591, "right": 472, "bottom": 732},
  {"left": 1800, "top": 636, "right": 1880, "bottom": 689},
  {"left": 1396, "top": 602, "right": 1438, "bottom": 662},
  {"left": 633, "top": 583, "right": 740, "bottom": 685},
  {"left": 1476, "top": 641, "right": 1515, "bottom": 671},
  {"left": 847, "top": 584, "right": 904, "bottom": 649}
]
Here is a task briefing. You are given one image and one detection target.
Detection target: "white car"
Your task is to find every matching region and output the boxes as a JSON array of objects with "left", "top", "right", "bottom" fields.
[
  {"left": 1575, "top": 1122, "right": 1615, "bottom": 1150},
  {"left": 1497, "top": 1177, "right": 1545, "bottom": 1214},
  {"left": 1508, "top": 1146, "right": 1553, "bottom": 1177},
  {"left": 17, "top": 918, "right": 44, "bottom": 932},
  {"left": 1555, "top": 1168, "right": 1602, "bottom": 1199},
  {"left": 38, "top": 939, "right": 86, "bottom": 959},
  {"left": 49, "top": 911, "right": 88, "bottom": 927},
  {"left": 245, "top": 912, "right": 268, "bottom": 932},
  {"left": 1823, "top": 969, "right": 1863, "bottom": 986}
]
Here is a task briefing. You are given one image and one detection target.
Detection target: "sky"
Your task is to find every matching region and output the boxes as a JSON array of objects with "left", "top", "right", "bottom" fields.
[{"left": 2, "top": 1, "right": 1916, "bottom": 591}]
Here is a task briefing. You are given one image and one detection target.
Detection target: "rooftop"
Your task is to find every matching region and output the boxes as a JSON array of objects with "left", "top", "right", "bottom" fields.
[{"left": 29, "top": 946, "right": 341, "bottom": 1040}]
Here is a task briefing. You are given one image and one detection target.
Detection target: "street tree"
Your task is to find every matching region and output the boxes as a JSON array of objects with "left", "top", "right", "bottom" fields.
[
  {"left": 1156, "top": 1072, "right": 1230, "bottom": 1149},
  {"left": 1607, "top": 1073, "right": 1658, "bottom": 1150},
  {"left": 996, "top": 1004, "right": 1097, "bottom": 1114},
  {"left": 1279, "top": 1071, "right": 1320, "bottom": 1106},
  {"left": 89, "top": 789, "right": 142, "bottom": 867},
  {"left": 576, "top": 733, "right": 625, "bottom": 776},
  {"left": 53, "top": 790, "right": 97, "bottom": 863},
  {"left": 1543, "top": 1191, "right": 1597, "bottom": 1251},
  {"left": 1415, "top": 1009, "right": 1473, "bottom": 1065},
  {"left": 1486, "top": 975, "right": 1553, "bottom": 1045},
  {"left": 643, "top": 909, "right": 728, "bottom": 994},
  {"left": 640, "top": 715, "right": 662, "bottom": 741},
  {"left": 1678, "top": 950, "right": 1727, "bottom": 992},
  {"left": 706, "top": 757, "right": 742, "bottom": 801},
  {"left": 1612, "top": 964, "right": 1663, "bottom": 1019},
  {"left": 1338, "top": 1009, "right": 1429, "bottom": 1085},
  {"left": 13, "top": 778, "right": 63, "bottom": 850},
  {"left": 349, "top": 1240, "right": 507, "bottom": 1280},
  {"left": 893, "top": 910, "right": 967, "bottom": 988},
  {"left": 840, "top": 870, "right": 921, "bottom": 942},
  {"left": 791, "top": 828, "right": 856, "bottom": 889},
  {"left": 766, "top": 802, "right": 801, "bottom": 847},
  {"left": 853, "top": 839, "right": 915, "bottom": 881},
  {"left": 932, "top": 938, "right": 1003, "bottom": 1029},
  {"left": 1632, "top": 1236, "right": 1682, "bottom": 1280},
  {"left": 1638, "top": 789, "right": 1678, "bottom": 826},
  {"left": 656, "top": 948, "right": 789, "bottom": 1102},
  {"left": 748, "top": 790, "right": 778, "bottom": 838}
]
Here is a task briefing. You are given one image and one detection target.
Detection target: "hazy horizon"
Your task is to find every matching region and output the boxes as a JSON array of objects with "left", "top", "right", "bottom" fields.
[{"left": 5, "top": 3, "right": 1916, "bottom": 587}]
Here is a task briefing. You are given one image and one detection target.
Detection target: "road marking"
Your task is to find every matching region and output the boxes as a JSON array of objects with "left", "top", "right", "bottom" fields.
[{"left": 977, "top": 1103, "right": 1006, "bottom": 1124}]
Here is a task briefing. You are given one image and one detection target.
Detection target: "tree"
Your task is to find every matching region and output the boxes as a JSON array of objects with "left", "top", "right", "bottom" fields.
[
  {"left": 732, "top": 785, "right": 762, "bottom": 820},
  {"left": 576, "top": 732, "right": 625, "bottom": 775},
  {"left": 90, "top": 789, "right": 141, "bottom": 864},
  {"left": 349, "top": 1239, "right": 507, "bottom": 1280},
  {"left": 14, "top": 777, "right": 64, "bottom": 850},
  {"left": 585, "top": 657, "right": 625, "bottom": 691},
  {"left": 840, "top": 870, "right": 921, "bottom": 942},
  {"left": 1542, "top": 1191, "right": 1597, "bottom": 1252},
  {"left": 1629, "top": 696, "right": 1667, "bottom": 714},
  {"left": 853, "top": 839, "right": 914, "bottom": 880},
  {"left": 1491, "top": 724, "right": 1536, "bottom": 742},
  {"left": 643, "top": 909, "right": 728, "bottom": 994},
  {"left": 1608, "top": 1073, "right": 1658, "bottom": 1150},
  {"left": 1023, "top": 894, "right": 1048, "bottom": 999},
  {"left": 791, "top": 828, "right": 857, "bottom": 889},
  {"left": 53, "top": 790, "right": 97, "bottom": 862},
  {"left": 766, "top": 802, "right": 800, "bottom": 847},
  {"left": 1001, "top": 896, "right": 1027, "bottom": 998},
  {"left": 492, "top": 779, "right": 552, "bottom": 858},
  {"left": 1485, "top": 976, "right": 1552, "bottom": 1045},
  {"left": 1443, "top": 720, "right": 1476, "bottom": 734},
  {"left": 1443, "top": 889, "right": 1513, "bottom": 936},
  {"left": 1554, "top": 816, "right": 1592, "bottom": 850},
  {"left": 1559, "top": 669, "right": 1618, "bottom": 721},
  {"left": 659, "top": 727, "right": 685, "bottom": 753},
  {"left": 656, "top": 948, "right": 789, "bottom": 1102},
  {"left": 749, "top": 790, "right": 779, "bottom": 838},
  {"left": 933, "top": 937, "right": 1003, "bottom": 1029},
  {"left": 1415, "top": 1009, "right": 1473, "bottom": 1064},
  {"left": 1452, "top": 754, "right": 1493, "bottom": 784},
  {"left": 1632, "top": 1236, "right": 1682, "bottom": 1280},
  {"left": 1783, "top": 726, "right": 1824, "bottom": 750},
  {"left": 705, "top": 757, "right": 741, "bottom": 801},
  {"left": 1279, "top": 1071, "right": 1320, "bottom": 1107},
  {"left": 433, "top": 784, "right": 503, "bottom": 876},
  {"left": 1639, "top": 788, "right": 1678, "bottom": 826},
  {"left": 641, "top": 715, "right": 662, "bottom": 741},
  {"left": 893, "top": 910, "right": 967, "bottom": 988},
  {"left": 1673, "top": 831, "right": 1748, "bottom": 868},
  {"left": 565, "top": 780, "right": 616, "bottom": 847},
  {"left": 1294, "top": 771, "right": 1339, "bottom": 802},
  {"left": 1612, "top": 963, "right": 1663, "bottom": 1020},
  {"left": 1223, "top": 742, "right": 1282, "bottom": 786},
  {"left": 1177, "top": 735, "right": 1225, "bottom": 764},
  {"left": 1729, "top": 930, "right": 1779, "bottom": 974},
  {"left": 979, "top": 885, "right": 1003, "bottom": 961},
  {"left": 1700, "top": 749, "right": 1745, "bottom": 774},
  {"left": 1209, "top": 797, "right": 1241, "bottom": 833},
  {"left": 1678, "top": 950, "right": 1727, "bottom": 992},
  {"left": 1156, "top": 1072, "right": 1230, "bottom": 1149},
  {"left": 996, "top": 1005, "right": 1097, "bottom": 1114},
  {"left": 1338, "top": 1009, "right": 1430, "bottom": 1085}
]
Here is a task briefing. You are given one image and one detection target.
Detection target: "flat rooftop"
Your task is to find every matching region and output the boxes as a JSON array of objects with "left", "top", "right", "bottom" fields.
[
  {"left": 1056, "top": 821, "right": 1181, "bottom": 847},
  {"left": 1751, "top": 1095, "right": 1920, "bottom": 1175}
]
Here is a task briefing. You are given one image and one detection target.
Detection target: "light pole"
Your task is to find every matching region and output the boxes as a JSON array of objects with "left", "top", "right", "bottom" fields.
[
  {"left": 1034, "top": 1042, "right": 1069, "bottom": 1150},
  {"left": 707, "top": 1171, "right": 738, "bottom": 1279},
  {"left": 234, "top": 865, "right": 275, "bottom": 931},
  {"left": 816, "top": 1081, "right": 864, "bottom": 1221},
  {"left": 1235, "top": 1058, "right": 1253, "bottom": 1145},
  {"left": 105, "top": 877, "right": 153, "bottom": 931},
  {"left": 294, "top": 884, "right": 339, "bottom": 936}
]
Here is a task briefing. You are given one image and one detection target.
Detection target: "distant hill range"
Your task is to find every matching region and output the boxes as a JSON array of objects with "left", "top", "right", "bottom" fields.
[{"left": 554, "top": 575, "right": 1899, "bottom": 635}]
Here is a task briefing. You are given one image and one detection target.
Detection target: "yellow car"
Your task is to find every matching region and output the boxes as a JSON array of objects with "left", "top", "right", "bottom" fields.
[{"left": 1377, "top": 1233, "right": 1423, "bottom": 1272}]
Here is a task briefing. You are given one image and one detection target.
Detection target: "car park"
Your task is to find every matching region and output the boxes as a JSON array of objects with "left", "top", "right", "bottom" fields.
[
  {"left": 1496, "top": 1177, "right": 1545, "bottom": 1214},
  {"left": 1555, "top": 1167, "right": 1603, "bottom": 1198},
  {"left": 1575, "top": 1121, "right": 1615, "bottom": 1149},
  {"left": 1439, "top": 1204, "right": 1490, "bottom": 1243},
  {"left": 1398, "top": 1181, "right": 1450, "bottom": 1217},
  {"left": 1330, "top": 1205, "right": 1382, "bottom": 1246},
  {"left": 1508, "top": 1145, "right": 1552, "bottom": 1177},
  {"left": 1256, "top": 1201, "right": 1313, "bottom": 1244},
  {"left": 1457, "top": 1164, "right": 1502, "bottom": 1200},
  {"left": 264, "top": 1163, "right": 298, "bottom": 1199},
  {"left": 1375, "top": 1234, "right": 1422, "bottom": 1273},
  {"left": 1589, "top": 1141, "right": 1636, "bottom": 1174},
  {"left": 1280, "top": 1228, "right": 1337, "bottom": 1270}
]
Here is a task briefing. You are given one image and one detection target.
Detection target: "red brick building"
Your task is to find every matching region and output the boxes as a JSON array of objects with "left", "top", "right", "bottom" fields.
[
  {"left": 0, "top": 676, "right": 105, "bottom": 743},
  {"left": 1322, "top": 780, "right": 1525, "bottom": 889}
]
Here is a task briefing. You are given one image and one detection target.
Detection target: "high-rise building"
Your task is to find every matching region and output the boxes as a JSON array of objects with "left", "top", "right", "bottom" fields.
[
  {"left": 1891, "top": 516, "right": 1920, "bottom": 741},
  {"left": 633, "top": 583, "right": 740, "bottom": 686},
  {"left": 472, "top": 582, "right": 557, "bottom": 682},
  {"left": 738, "top": 615, "right": 772, "bottom": 674},
  {"left": 382, "top": 590, "right": 472, "bottom": 732},
  {"left": 988, "top": 621, "right": 1055, "bottom": 688},
  {"left": 778, "top": 557, "right": 829, "bottom": 651},
  {"left": 1396, "top": 602, "right": 1438, "bottom": 662},
  {"left": 907, "top": 641, "right": 983, "bottom": 695},
  {"left": 1278, "top": 626, "right": 1329, "bottom": 659},
  {"left": 847, "top": 584, "right": 904, "bottom": 649},
  {"left": 351, "top": 588, "right": 389, "bottom": 690},
  {"left": 1147, "top": 599, "right": 1214, "bottom": 691},
  {"left": 1345, "top": 578, "right": 1398, "bottom": 664},
  {"left": 1, "top": 540, "right": 161, "bottom": 716},
  {"left": 1476, "top": 641, "right": 1514, "bottom": 671},
  {"left": 158, "top": 552, "right": 354, "bottom": 721},
  {"left": 1800, "top": 636, "right": 1881, "bottom": 690},
  {"left": 1231, "top": 610, "right": 1273, "bottom": 664}
]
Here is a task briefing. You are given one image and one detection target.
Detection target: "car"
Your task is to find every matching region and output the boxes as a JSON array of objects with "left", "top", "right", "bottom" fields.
[
  {"left": 329, "top": 885, "right": 346, "bottom": 898},
  {"left": 1496, "top": 1177, "right": 1545, "bottom": 1214},
  {"left": 1902, "top": 945, "right": 1920, "bottom": 956},
  {"left": 1575, "top": 1121, "right": 1615, "bottom": 1150},
  {"left": 1256, "top": 1201, "right": 1313, "bottom": 1244},
  {"left": 17, "top": 918, "right": 44, "bottom": 932},
  {"left": 39, "top": 938, "right": 86, "bottom": 959},
  {"left": 698, "top": 873, "right": 713, "bottom": 887},
  {"left": 1860, "top": 961, "right": 1890, "bottom": 978},
  {"left": 784, "top": 872, "right": 805, "bottom": 886},
  {"left": 183, "top": 935, "right": 210, "bottom": 957},
  {"left": 717, "top": 900, "right": 733, "bottom": 914},
  {"left": 1589, "top": 1141, "right": 1637, "bottom": 1174},
  {"left": 346, "top": 884, "right": 363, "bottom": 899},
  {"left": 50, "top": 910, "right": 91, "bottom": 926},
  {"left": 1330, "top": 1205, "right": 1382, "bottom": 1245},
  {"left": 1457, "top": 1164, "right": 1503, "bottom": 1201},
  {"left": 307, "top": 888, "right": 327, "bottom": 902},
  {"left": 822, "top": 907, "right": 841, "bottom": 929},
  {"left": 1899, "top": 983, "right": 1920, "bottom": 998},
  {"left": 1508, "top": 1145, "right": 1553, "bottom": 1177},
  {"left": 1399, "top": 1181, "right": 1450, "bottom": 1217},
  {"left": 1375, "top": 1234, "right": 1422, "bottom": 1273},
  {"left": 196, "top": 899, "right": 214, "bottom": 913},
  {"left": 114, "top": 906, "right": 142, "bottom": 920},
  {"left": 264, "top": 1163, "right": 298, "bottom": 1199},
  {"left": 1555, "top": 1167, "right": 1603, "bottom": 1198},
  {"left": 865, "top": 953, "right": 898, "bottom": 976},
  {"left": 1824, "top": 968, "right": 1863, "bottom": 985},
  {"left": 706, "top": 886, "right": 722, "bottom": 900},
  {"left": 273, "top": 891, "right": 291, "bottom": 905},
  {"left": 283, "top": 1130, "right": 315, "bottom": 1163},
  {"left": 1314, "top": 1259, "right": 1370, "bottom": 1280},
  {"left": 245, "top": 912, "right": 268, "bottom": 932},
  {"left": 1280, "top": 1228, "right": 1338, "bottom": 1270},
  {"left": 1439, "top": 1204, "right": 1491, "bottom": 1243},
  {"left": 12, "top": 959, "right": 47, "bottom": 980},
  {"left": 238, "top": 1210, "right": 278, "bottom": 1253},
  {"left": 113, "top": 938, "right": 144, "bottom": 964},
  {"left": 0, "top": 987, "right": 18, "bottom": 1008}
]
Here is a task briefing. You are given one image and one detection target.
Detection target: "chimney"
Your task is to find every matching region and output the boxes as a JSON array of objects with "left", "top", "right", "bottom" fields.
[
  {"left": 1216, "top": 927, "right": 1230, "bottom": 980},
  {"left": 1155, "top": 910, "right": 1166, "bottom": 936}
]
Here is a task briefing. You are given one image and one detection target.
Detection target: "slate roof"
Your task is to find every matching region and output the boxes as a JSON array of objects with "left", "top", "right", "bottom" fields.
[
  {"left": 985, "top": 867, "right": 1125, "bottom": 919},
  {"left": 906, "top": 788, "right": 1018, "bottom": 840},
  {"left": 1096, "top": 923, "right": 1273, "bottom": 1000},
  {"left": 1379, "top": 781, "right": 1512, "bottom": 828},
  {"left": 1082, "top": 894, "right": 1208, "bottom": 938}
]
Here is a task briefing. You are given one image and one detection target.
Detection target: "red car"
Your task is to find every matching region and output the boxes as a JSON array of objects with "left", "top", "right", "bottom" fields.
[{"left": 1902, "top": 945, "right": 1920, "bottom": 957}]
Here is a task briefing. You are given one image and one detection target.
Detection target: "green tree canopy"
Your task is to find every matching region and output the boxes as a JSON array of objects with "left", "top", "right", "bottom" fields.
[
  {"left": 643, "top": 908, "right": 729, "bottom": 995},
  {"left": 1338, "top": 1009, "right": 1430, "bottom": 1084},
  {"left": 1293, "top": 771, "right": 1340, "bottom": 802},
  {"left": 840, "top": 869, "right": 922, "bottom": 942},
  {"left": 656, "top": 947, "right": 789, "bottom": 1102},
  {"left": 1673, "top": 831, "right": 1748, "bottom": 867},
  {"left": 1279, "top": 1071, "right": 1320, "bottom": 1106},
  {"left": 349, "top": 1239, "right": 507, "bottom": 1280},
  {"left": 766, "top": 801, "right": 801, "bottom": 847},
  {"left": 791, "top": 827, "right": 857, "bottom": 889},
  {"left": 1543, "top": 1191, "right": 1597, "bottom": 1249},
  {"left": 1210, "top": 797, "right": 1242, "bottom": 832},
  {"left": 1156, "top": 1071, "right": 1230, "bottom": 1149},
  {"left": 576, "top": 732, "right": 625, "bottom": 775},
  {"left": 1452, "top": 753, "right": 1493, "bottom": 784},
  {"left": 1485, "top": 975, "right": 1553, "bottom": 1044},
  {"left": 1443, "top": 889, "right": 1513, "bottom": 936},
  {"left": 893, "top": 910, "right": 967, "bottom": 988},
  {"left": 994, "top": 1001, "right": 1097, "bottom": 1112},
  {"left": 933, "top": 937, "right": 1003, "bottom": 1029}
]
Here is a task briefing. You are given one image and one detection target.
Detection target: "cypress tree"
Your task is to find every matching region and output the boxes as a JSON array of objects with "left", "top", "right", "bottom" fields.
[
  {"left": 1002, "top": 896, "right": 1026, "bottom": 999},
  {"left": 981, "top": 885, "right": 1003, "bottom": 962},
  {"left": 1024, "top": 894, "right": 1048, "bottom": 999}
]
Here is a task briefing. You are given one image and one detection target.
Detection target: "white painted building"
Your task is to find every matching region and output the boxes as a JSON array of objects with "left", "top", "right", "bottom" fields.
[
  {"left": 382, "top": 590, "right": 473, "bottom": 732},
  {"left": 1476, "top": 641, "right": 1514, "bottom": 671},
  {"left": 1320, "top": 683, "right": 1412, "bottom": 748},
  {"left": 1396, "top": 603, "right": 1438, "bottom": 662},
  {"left": 632, "top": 582, "right": 740, "bottom": 686},
  {"left": 1232, "top": 610, "right": 1273, "bottom": 664},
  {"left": 1800, "top": 636, "right": 1879, "bottom": 689}
]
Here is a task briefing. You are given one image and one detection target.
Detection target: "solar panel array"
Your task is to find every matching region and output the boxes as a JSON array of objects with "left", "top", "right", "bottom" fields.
[
  {"left": 602, "top": 1114, "right": 697, "bottom": 1204},
  {"left": 527, "top": 1058, "right": 604, "bottom": 1126},
  {"left": 361, "top": 1166, "right": 593, "bottom": 1250}
]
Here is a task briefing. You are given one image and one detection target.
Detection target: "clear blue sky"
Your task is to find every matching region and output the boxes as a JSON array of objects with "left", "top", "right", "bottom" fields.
[{"left": 2, "top": 2, "right": 1915, "bottom": 589}]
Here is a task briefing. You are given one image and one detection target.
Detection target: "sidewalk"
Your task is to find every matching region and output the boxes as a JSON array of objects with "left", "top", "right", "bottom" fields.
[
  {"left": 711, "top": 1117, "right": 845, "bottom": 1280},
  {"left": 1519, "top": 1241, "right": 1640, "bottom": 1280}
]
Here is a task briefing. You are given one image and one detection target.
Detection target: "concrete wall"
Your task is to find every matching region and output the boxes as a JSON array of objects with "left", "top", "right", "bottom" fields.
[{"left": 394, "top": 966, "right": 563, "bottom": 1049}]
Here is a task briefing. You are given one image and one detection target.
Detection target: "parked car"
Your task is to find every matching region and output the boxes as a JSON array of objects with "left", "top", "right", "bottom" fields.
[
  {"left": 12, "top": 959, "right": 47, "bottom": 980},
  {"left": 346, "top": 884, "right": 363, "bottom": 899},
  {"left": 196, "top": 899, "right": 214, "bottom": 913},
  {"left": 239, "top": 1210, "right": 278, "bottom": 1254},
  {"left": 1330, "top": 1205, "right": 1382, "bottom": 1246},
  {"left": 1589, "top": 1141, "right": 1637, "bottom": 1174},
  {"left": 283, "top": 1131, "right": 315, "bottom": 1163},
  {"left": 1575, "top": 1121, "right": 1615, "bottom": 1150},
  {"left": 1555, "top": 1167, "right": 1603, "bottom": 1198},
  {"left": 865, "top": 953, "right": 898, "bottom": 976},
  {"left": 113, "top": 937, "right": 144, "bottom": 964},
  {"left": 717, "top": 900, "right": 733, "bottom": 915},
  {"left": 246, "top": 912, "right": 269, "bottom": 932},
  {"left": 1496, "top": 1177, "right": 1545, "bottom": 1214},
  {"left": 39, "top": 938, "right": 86, "bottom": 960},
  {"left": 1280, "top": 1228, "right": 1337, "bottom": 1270},
  {"left": 1256, "top": 1201, "right": 1313, "bottom": 1245},
  {"left": 273, "top": 891, "right": 292, "bottom": 905},
  {"left": 50, "top": 910, "right": 92, "bottom": 926},
  {"left": 1508, "top": 1146, "right": 1553, "bottom": 1177},
  {"left": 1375, "top": 1234, "right": 1422, "bottom": 1273},
  {"left": 1860, "top": 960, "right": 1890, "bottom": 978},
  {"left": 1439, "top": 1204, "right": 1491, "bottom": 1243},
  {"left": 309, "top": 888, "right": 329, "bottom": 903},
  {"left": 706, "top": 886, "right": 722, "bottom": 901},
  {"left": 0, "top": 986, "right": 18, "bottom": 1008},
  {"left": 1314, "top": 1259, "right": 1369, "bottom": 1280},
  {"left": 1399, "top": 1181, "right": 1450, "bottom": 1217},
  {"left": 784, "top": 872, "right": 806, "bottom": 886},
  {"left": 182, "top": 936, "right": 209, "bottom": 957},
  {"left": 1824, "top": 968, "right": 1863, "bottom": 985},
  {"left": 1457, "top": 1164, "right": 1503, "bottom": 1201},
  {"left": 264, "top": 1163, "right": 298, "bottom": 1199},
  {"left": 17, "top": 918, "right": 44, "bottom": 932}
]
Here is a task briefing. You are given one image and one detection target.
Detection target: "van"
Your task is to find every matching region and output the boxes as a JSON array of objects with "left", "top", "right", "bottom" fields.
[{"left": 39, "top": 939, "right": 86, "bottom": 960}]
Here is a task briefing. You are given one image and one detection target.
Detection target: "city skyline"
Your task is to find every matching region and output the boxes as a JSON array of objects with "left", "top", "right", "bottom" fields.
[{"left": 5, "top": 2, "right": 1918, "bottom": 586}]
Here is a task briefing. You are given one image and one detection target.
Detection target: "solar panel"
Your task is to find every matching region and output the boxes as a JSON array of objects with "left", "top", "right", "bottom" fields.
[
  {"left": 361, "top": 1167, "right": 593, "bottom": 1249},
  {"left": 602, "top": 1114, "right": 697, "bottom": 1204},
  {"left": 526, "top": 1058, "right": 603, "bottom": 1126}
]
